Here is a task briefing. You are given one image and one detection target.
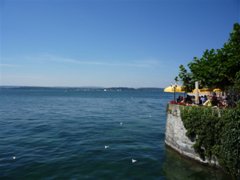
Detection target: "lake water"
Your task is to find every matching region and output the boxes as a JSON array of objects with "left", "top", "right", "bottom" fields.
[{"left": 0, "top": 87, "right": 228, "bottom": 179}]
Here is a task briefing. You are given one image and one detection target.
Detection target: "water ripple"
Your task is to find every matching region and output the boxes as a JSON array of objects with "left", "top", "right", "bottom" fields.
[{"left": 0, "top": 88, "right": 228, "bottom": 179}]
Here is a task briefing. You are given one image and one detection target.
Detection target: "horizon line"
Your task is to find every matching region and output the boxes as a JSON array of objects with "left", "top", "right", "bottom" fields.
[{"left": 0, "top": 85, "right": 164, "bottom": 89}]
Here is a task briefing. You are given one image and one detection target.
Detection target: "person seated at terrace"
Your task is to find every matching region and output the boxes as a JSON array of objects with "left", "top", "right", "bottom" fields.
[
  {"left": 177, "top": 96, "right": 184, "bottom": 103},
  {"left": 203, "top": 95, "right": 212, "bottom": 107},
  {"left": 199, "top": 96, "right": 203, "bottom": 105},
  {"left": 185, "top": 95, "right": 193, "bottom": 104},
  {"left": 200, "top": 95, "right": 207, "bottom": 104},
  {"left": 211, "top": 92, "right": 219, "bottom": 106}
]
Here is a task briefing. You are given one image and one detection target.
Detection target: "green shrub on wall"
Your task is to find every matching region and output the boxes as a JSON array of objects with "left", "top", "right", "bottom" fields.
[
  {"left": 180, "top": 106, "right": 240, "bottom": 179},
  {"left": 217, "top": 108, "right": 240, "bottom": 178}
]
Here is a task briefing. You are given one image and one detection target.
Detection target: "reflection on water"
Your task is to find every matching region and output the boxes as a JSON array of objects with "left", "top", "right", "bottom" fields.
[{"left": 163, "top": 146, "right": 229, "bottom": 180}]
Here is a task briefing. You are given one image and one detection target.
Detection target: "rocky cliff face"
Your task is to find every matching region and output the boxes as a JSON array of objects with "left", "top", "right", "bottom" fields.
[{"left": 165, "top": 104, "right": 219, "bottom": 166}]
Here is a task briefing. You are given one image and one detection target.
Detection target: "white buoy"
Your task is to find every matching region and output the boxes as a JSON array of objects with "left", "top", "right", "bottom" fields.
[
  {"left": 104, "top": 145, "right": 109, "bottom": 149},
  {"left": 120, "top": 122, "right": 123, "bottom": 126},
  {"left": 12, "top": 156, "right": 16, "bottom": 160},
  {"left": 132, "top": 159, "right": 137, "bottom": 163}
]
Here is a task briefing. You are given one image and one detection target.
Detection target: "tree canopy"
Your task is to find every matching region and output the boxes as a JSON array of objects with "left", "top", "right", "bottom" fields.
[{"left": 176, "top": 23, "right": 240, "bottom": 92}]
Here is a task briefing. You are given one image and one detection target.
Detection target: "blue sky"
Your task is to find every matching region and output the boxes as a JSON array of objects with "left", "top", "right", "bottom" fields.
[{"left": 1, "top": 0, "right": 239, "bottom": 87}]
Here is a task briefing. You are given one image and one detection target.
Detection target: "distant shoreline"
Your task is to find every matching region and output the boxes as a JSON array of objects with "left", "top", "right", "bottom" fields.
[{"left": 0, "top": 85, "right": 164, "bottom": 90}]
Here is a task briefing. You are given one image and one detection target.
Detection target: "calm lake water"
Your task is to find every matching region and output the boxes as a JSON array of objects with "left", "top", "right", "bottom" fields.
[{"left": 0, "top": 87, "right": 228, "bottom": 179}]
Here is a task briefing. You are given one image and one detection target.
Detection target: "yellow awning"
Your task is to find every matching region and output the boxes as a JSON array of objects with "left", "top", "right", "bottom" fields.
[
  {"left": 188, "top": 88, "right": 212, "bottom": 96},
  {"left": 213, "top": 88, "right": 222, "bottom": 93},
  {"left": 164, "top": 85, "right": 185, "bottom": 93},
  {"left": 192, "top": 88, "right": 212, "bottom": 93}
]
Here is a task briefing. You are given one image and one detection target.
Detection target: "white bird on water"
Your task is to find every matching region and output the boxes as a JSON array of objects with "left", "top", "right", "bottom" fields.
[
  {"left": 12, "top": 156, "right": 16, "bottom": 160},
  {"left": 132, "top": 159, "right": 137, "bottom": 163},
  {"left": 104, "top": 145, "right": 109, "bottom": 149},
  {"left": 120, "top": 122, "right": 123, "bottom": 126}
]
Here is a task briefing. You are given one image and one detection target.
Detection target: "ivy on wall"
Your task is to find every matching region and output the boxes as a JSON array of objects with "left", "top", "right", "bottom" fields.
[{"left": 180, "top": 106, "right": 240, "bottom": 179}]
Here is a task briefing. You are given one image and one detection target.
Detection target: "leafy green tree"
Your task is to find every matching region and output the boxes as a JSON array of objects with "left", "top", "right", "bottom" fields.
[
  {"left": 176, "top": 23, "right": 240, "bottom": 92},
  {"left": 234, "top": 71, "right": 240, "bottom": 91},
  {"left": 176, "top": 65, "right": 194, "bottom": 92},
  {"left": 188, "top": 48, "right": 230, "bottom": 90},
  {"left": 222, "top": 23, "right": 240, "bottom": 90}
]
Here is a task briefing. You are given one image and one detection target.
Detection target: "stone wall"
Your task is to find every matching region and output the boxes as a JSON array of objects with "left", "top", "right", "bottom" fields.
[{"left": 165, "top": 104, "right": 219, "bottom": 166}]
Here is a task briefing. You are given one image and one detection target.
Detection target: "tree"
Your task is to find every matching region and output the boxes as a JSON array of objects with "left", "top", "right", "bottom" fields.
[
  {"left": 176, "top": 23, "right": 240, "bottom": 93},
  {"left": 176, "top": 65, "right": 195, "bottom": 92}
]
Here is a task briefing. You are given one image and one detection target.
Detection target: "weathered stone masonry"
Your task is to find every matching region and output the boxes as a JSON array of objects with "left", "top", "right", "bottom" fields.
[{"left": 165, "top": 104, "right": 219, "bottom": 166}]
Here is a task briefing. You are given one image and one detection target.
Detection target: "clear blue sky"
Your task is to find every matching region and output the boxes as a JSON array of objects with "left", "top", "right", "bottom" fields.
[{"left": 0, "top": 0, "right": 239, "bottom": 87}]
